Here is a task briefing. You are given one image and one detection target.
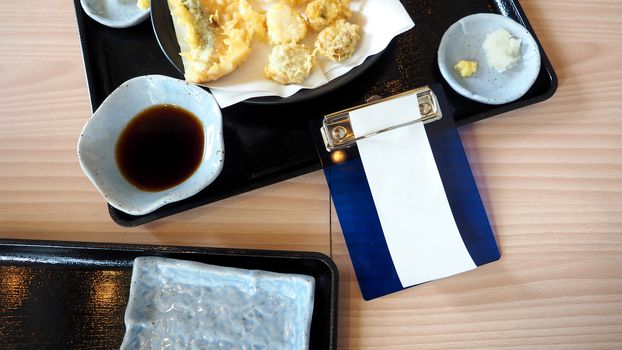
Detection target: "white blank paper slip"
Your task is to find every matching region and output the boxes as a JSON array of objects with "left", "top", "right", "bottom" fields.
[{"left": 349, "top": 94, "right": 477, "bottom": 288}]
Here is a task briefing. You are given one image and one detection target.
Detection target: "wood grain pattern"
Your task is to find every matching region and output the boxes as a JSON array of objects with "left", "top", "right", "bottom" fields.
[
  {"left": 331, "top": 0, "right": 622, "bottom": 348},
  {"left": 0, "top": 0, "right": 330, "bottom": 253},
  {"left": 0, "top": 0, "right": 621, "bottom": 349}
]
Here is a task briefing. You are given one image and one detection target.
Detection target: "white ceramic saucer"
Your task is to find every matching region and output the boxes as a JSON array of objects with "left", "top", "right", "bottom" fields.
[
  {"left": 438, "top": 13, "right": 541, "bottom": 105},
  {"left": 80, "top": 0, "right": 149, "bottom": 29},
  {"left": 77, "top": 75, "right": 224, "bottom": 216}
]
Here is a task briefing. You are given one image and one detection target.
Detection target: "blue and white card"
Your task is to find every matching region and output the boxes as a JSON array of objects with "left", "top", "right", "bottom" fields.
[{"left": 313, "top": 87, "right": 500, "bottom": 300}]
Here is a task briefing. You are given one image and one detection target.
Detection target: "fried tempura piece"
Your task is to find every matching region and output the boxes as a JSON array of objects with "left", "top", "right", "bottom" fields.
[
  {"left": 137, "top": 0, "right": 150, "bottom": 10},
  {"left": 305, "top": 0, "right": 350, "bottom": 32},
  {"left": 168, "top": 0, "right": 262, "bottom": 83},
  {"left": 291, "top": 0, "right": 308, "bottom": 5},
  {"left": 264, "top": 43, "right": 315, "bottom": 84},
  {"left": 315, "top": 19, "right": 360, "bottom": 62},
  {"left": 269, "top": 0, "right": 308, "bottom": 5},
  {"left": 266, "top": 3, "right": 308, "bottom": 44},
  {"left": 239, "top": 0, "right": 267, "bottom": 41}
]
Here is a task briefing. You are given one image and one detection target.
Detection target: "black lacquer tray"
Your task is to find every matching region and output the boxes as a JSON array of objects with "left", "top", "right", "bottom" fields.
[
  {"left": 0, "top": 239, "right": 339, "bottom": 350},
  {"left": 73, "top": 0, "right": 557, "bottom": 226}
]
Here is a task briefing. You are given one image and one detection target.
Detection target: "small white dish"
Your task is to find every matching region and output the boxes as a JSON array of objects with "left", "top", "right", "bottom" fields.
[
  {"left": 438, "top": 13, "right": 541, "bottom": 105},
  {"left": 80, "top": 0, "right": 149, "bottom": 29},
  {"left": 77, "top": 75, "right": 224, "bottom": 216}
]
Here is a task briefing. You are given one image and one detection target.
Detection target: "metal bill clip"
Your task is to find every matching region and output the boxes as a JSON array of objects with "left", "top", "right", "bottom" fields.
[{"left": 320, "top": 86, "right": 442, "bottom": 152}]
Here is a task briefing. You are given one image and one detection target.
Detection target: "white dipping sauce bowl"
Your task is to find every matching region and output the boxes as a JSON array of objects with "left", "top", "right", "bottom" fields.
[
  {"left": 438, "top": 13, "right": 541, "bottom": 105},
  {"left": 77, "top": 75, "right": 224, "bottom": 216},
  {"left": 80, "top": 0, "right": 150, "bottom": 29}
]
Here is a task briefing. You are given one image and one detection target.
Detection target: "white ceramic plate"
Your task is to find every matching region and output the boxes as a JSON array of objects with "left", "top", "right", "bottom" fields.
[
  {"left": 77, "top": 75, "right": 224, "bottom": 216},
  {"left": 438, "top": 13, "right": 541, "bottom": 105},
  {"left": 80, "top": 0, "right": 149, "bottom": 29},
  {"left": 120, "top": 257, "right": 315, "bottom": 350}
]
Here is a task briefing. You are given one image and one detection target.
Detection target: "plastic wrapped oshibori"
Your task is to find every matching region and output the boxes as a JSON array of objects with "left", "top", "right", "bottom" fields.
[{"left": 119, "top": 257, "right": 315, "bottom": 350}]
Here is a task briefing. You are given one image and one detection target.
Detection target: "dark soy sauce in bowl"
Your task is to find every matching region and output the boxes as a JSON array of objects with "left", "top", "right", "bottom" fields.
[{"left": 116, "top": 104, "right": 204, "bottom": 192}]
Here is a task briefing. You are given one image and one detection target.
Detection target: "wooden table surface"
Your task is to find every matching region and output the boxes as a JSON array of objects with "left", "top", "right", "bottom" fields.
[{"left": 1, "top": 0, "right": 621, "bottom": 348}]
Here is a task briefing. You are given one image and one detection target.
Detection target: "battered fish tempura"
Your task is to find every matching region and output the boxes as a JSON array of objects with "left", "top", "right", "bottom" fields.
[
  {"left": 266, "top": 3, "right": 307, "bottom": 44},
  {"left": 305, "top": 0, "right": 350, "bottom": 32},
  {"left": 168, "top": 0, "right": 263, "bottom": 83},
  {"left": 264, "top": 43, "right": 315, "bottom": 84},
  {"left": 315, "top": 19, "right": 360, "bottom": 62}
]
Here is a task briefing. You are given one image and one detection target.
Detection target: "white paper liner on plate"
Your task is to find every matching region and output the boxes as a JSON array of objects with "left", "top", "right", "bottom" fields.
[{"left": 171, "top": 0, "right": 415, "bottom": 107}]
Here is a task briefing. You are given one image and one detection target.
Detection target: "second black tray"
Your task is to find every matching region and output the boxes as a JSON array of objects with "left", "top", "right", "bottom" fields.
[
  {"left": 73, "top": 0, "right": 557, "bottom": 226},
  {"left": 0, "top": 239, "right": 339, "bottom": 349}
]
